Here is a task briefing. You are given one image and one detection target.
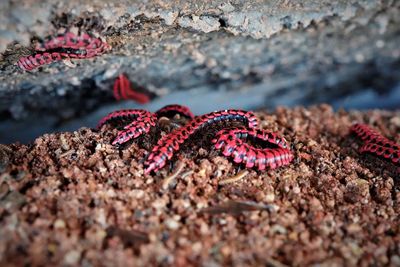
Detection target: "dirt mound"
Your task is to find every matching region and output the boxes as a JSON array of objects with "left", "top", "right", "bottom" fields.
[{"left": 0, "top": 105, "right": 399, "bottom": 266}]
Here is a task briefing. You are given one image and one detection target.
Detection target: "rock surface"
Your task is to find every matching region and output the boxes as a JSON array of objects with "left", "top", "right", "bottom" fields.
[{"left": 0, "top": 0, "right": 399, "bottom": 142}]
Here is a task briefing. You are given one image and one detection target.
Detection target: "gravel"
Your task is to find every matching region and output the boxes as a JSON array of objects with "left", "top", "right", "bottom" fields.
[{"left": 1, "top": 105, "right": 399, "bottom": 266}]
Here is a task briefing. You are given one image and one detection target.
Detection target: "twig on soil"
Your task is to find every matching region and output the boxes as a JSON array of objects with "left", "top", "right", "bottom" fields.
[
  {"left": 180, "top": 170, "right": 194, "bottom": 179},
  {"left": 60, "top": 150, "right": 75, "bottom": 158},
  {"left": 218, "top": 170, "right": 249, "bottom": 185},
  {"left": 199, "top": 200, "right": 274, "bottom": 215},
  {"left": 162, "top": 161, "right": 185, "bottom": 190}
]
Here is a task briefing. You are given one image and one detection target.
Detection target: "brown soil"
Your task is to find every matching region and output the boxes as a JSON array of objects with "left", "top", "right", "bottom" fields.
[{"left": 0, "top": 104, "right": 399, "bottom": 266}]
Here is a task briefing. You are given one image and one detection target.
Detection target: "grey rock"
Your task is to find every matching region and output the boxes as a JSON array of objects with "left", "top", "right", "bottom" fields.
[{"left": 0, "top": 0, "right": 399, "bottom": 143}]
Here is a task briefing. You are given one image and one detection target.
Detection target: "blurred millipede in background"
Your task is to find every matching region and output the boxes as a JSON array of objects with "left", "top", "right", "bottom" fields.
[
  {"left": 350, "top": 123, "right": 400, "bottom": 166},
  {"left": 113, "top": 73, "right": 150, "bottom": 104},
  {"left": 17, "top": 32, "right": 110, "bottom": 71}
]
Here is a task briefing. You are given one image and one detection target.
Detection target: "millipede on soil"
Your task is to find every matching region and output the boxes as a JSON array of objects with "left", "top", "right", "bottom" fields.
[
  {"left": 350, "top": 123, "right": 400, "bottom": 166},
  {"left": 144, "top": 110, "right": 260, "bottom": 174},
  {"left": 155, "top": 104, "right": 195, "bottom": 120},
  {"left": 98, "top": 106, "right": 294, "bottom": 174},
  {"left": 97, "top": 109, "right": 157, "bottom": 145},
  {"left": 212, "top": 128, "right": 293, "bottom": 170}
]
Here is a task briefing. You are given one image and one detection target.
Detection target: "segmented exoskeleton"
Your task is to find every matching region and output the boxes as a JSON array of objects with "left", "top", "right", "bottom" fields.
[
  {"left": 98, "top": 106, "right": 294, "bottom": 174},
  {"left": 17, "top": 32, "right": 110, "bottom": 71}
]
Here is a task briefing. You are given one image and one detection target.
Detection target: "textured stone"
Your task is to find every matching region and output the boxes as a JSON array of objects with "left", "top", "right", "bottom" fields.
[{"left": 0, "top": 0, "right": 399, "bottom": 143}]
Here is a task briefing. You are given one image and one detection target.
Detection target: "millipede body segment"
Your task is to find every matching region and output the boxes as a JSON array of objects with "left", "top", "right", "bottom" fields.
[
  {"left": 113, "top": 74, "right": 150, "bottom": 104},
  {"left": 98, "top": 106, "right": 294, "bottom": 174},
  {"left": 350, "top": 123, "right": 400, "bottom": 166},
  {"left": 143, "top": 109, "right": 293, "bottom": 174},
  {"left": 17, "top": 32, "right": 110, "bottom": 71},
  {"left": 97, "top": 109, "right": 157, "bottom": 145},
  {"left": 212, "top": 128, "right": 293, "bottom": 170},
  {"left": 155, "top": 104, "right": 195, "bottom": 120}
]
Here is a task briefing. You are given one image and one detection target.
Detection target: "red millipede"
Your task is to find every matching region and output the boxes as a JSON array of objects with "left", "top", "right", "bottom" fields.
[
  {"left": 155, "top": 104, "right": 195, "bottom": 120},
  {"left": 212, "top": 128, "right": 293, "bottom": 170},
  {"left": 144, "top": 110, "right": 260, "bottom": 174},
  {"left": 350, "top": 123, "right": 400, "bottom": 166},
  {"left": 97, "top": 105, "right": 194, "bottom": 146},
  {"left": 98, "top": 106, "right": 293, "bottom": 174},
  {"left": 17, "top": 32, "right": 110, "bottom": 71},
  {"left": 113, "top": 74, "right": 150, "bottom": 104},
  {"left": 97, "top": 109, "right": 157, "bottom": 145}
]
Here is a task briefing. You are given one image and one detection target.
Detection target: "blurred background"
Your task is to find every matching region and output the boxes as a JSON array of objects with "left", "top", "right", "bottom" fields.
[{"left": 0, "top": 0, "right": 399, "bottom": 144}]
